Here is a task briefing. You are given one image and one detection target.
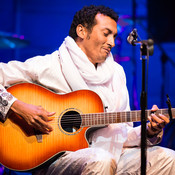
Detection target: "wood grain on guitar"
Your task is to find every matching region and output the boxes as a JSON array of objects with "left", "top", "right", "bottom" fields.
[{"left": 0, "top": 83, "right": 174, "bottom": 171}]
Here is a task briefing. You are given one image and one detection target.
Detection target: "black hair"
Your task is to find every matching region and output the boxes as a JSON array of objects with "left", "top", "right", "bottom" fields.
[{"left": 69, "top": 5, "right": 119, "bottom": 40}]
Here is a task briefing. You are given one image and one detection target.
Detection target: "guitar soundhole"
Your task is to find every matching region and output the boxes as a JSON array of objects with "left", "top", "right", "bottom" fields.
[{"left": 60, "top": 110, "right": 82, "bottom": 133}]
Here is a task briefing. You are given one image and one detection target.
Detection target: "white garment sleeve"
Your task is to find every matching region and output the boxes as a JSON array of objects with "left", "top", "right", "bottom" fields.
[
  {"left": 0, "top": 52, "right": 55, "bottom": 121},
  {"left": 0, "top": 84, "right": 16, "bottom": 121},
  {"left": 0, "top": 57, "right": 39, "bottom": 121},
  {"left": 0, "top": 51, "right": 71, "bottom": 122}
]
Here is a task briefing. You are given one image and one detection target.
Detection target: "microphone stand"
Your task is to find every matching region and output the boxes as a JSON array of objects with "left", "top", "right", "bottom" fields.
[
  {"left": 127, "top": 29, "right": 154, "bottom": 174},
  {"left": 139, "top": 40, "right": 154, "bottom": 175},
  {"left": 140, "top": 43, "right": 148, "bottom": 175}
]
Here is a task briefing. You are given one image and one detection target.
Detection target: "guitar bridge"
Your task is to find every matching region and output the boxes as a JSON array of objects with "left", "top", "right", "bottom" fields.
[
  {"left": 35, "top": 134, "right": 43, "bottom": 143},
  {"left": 34, "top": 128, "right": 43, "bottom": 143}
]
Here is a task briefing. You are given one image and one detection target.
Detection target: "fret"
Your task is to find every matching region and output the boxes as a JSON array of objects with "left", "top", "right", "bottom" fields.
[
  {"left": 119, "top": 112, "right": 122, "bottom": 123},
  {"left": 103, "top": 113, "right": 105, "bottom": 124},
  {"left": 136, "top": 110, "right": 141, "bottom": 122},
  {"left": 90, "top": 113, "right": 92, "bottom": 126},
  {"left": 134, "top": 111, "right": 137, "bottom": 121},
  {"left": 98, "top": 113, "right": 101, "bottom": 125},
  {"left": 105, "top": 112, "right": 108, "bottom": 125},
  {"left": 136, "top": 111, "right": 139, "bottom": 121},
  {"left": 122, "top": 112, "right": 124, "bottom": 123},
  {"left": 111, "top": 113, "right": 114, "bottom": 124},
  {"left": 113, "top": 113, "right": 116, "bottom": 123},
  {"left": 95, "top": 113, "right": 98, "bottom": 126},
  {"left": 123, "top": 111, "right": 126, "bottom": 123},
  {"left": 107, "top": 113, "right": 109, "bottom": 124},
  {"left": 125, "top": 112, "right": 130, "bottom": 122},
  {"left": 104, "top": 112, "right": 107, "bottom": 124},
  {"left": 92, "top": 114, "right": 98, "bottom": 126},
  {"left": 131, "top": 111, "right": 135, "bottom": 122},
  {"left": 124, "top": 111, "right": 126, "bottom": 122},
  {"left": 81, "top": 108, "right": 173, "bottom": 127},
  {"left": 89, "top": 114, "right": 92, "bottom": 126},
  {"left": 87, "top": 114, "right": 90, "bottom": 126},
  {"left": 82, "top": 114, "right": 88, "bottom": 127},
  {"left": 118, "top": 112, "right": 121, "bottom": 123},
  {"left": 108, "top": 113, "right": 110, "bottom": 124},
  {"left": 124, "top": 111, "right": 127, "bottom": 122},
  {"left": 134, "top": 111, "right": 137, "bottom": 122},
  {"left": 96, "top": 113, "right": 99, "bottom": 125},
  {"left": 81, "top": 114, "right": 85, "bottom": 126},
  {"left": 107, "top": 112, "right": 109, "bottom": 124},
  {"left": 126, "top": 111, "right": 130, "bottom": 122},
  {"left": 109, "top": 113, "right": 112, "bottom": 124},
  {"left": 97, "top": 113, "right": 99, "bottom": 125},
  {"left": 96, "top": 114, "right": 98, "bottom": 125},
  {"left": 102, "top": 113, "right": 105, "bottom": 125}
]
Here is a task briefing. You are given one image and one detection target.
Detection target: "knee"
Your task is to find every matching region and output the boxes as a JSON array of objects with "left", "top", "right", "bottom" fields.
[
  {"left": 147, "top": 146, "right": 175, "bottom": 168},
  {"left": 147, "top": 146, "right": 175, "bottom": 174},
  {"left": 84, "top": 148, "right": 117, "bottom": 175}
]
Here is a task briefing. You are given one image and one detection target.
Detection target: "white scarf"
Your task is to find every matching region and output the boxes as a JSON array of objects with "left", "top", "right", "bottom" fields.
[
  {"left": 58, "top": 36, "right": 121, "bottom": 112},
  {"left": 58, "top": 37, "right": 131, "bottom": 163}
]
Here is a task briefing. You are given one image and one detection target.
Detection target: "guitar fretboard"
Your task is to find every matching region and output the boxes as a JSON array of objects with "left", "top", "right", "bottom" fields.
[{"left": 81, "top": 108, "right": 174, "bottom": 127}]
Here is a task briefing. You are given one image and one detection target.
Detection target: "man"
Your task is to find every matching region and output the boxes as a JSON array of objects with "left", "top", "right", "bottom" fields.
[{"left": 0, "top": 5, "right": 175, "bottom": 174}]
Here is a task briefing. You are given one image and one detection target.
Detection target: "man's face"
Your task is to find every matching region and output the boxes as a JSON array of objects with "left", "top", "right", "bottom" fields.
[{"left": 77, "top": 13, "right": 118, "bottom": 65}]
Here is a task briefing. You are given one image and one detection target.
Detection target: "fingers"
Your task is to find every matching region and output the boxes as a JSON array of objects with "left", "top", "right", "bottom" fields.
[
  {"left": 148, "top": 113, "right": 169, "bottom": 126},
  {"left": 151, "top": 104, "right": 158, "bottom": 112},
  {"left": 11, "top": 101, "right": 55, "bottom": 134},
  {"left": 37, "top": 106, "right": 55, "bottom": 121},
  {"left": 148, "top": 115, "right": 165, "bottom": 133},
  {"left": 150, "top": 104, "right": 170, "bottom": 125},
  {"left": 24, "top": 105, "right": 55, "bottom": 134},
  {"left": 34, "top": 116, "right": 53, "bottom": 134},
  {"left": 31, "top": 119, "right": 52, "bottom": 134},
  {"left": 33, "top": 107, "right": 55, "bottom": 134},
  {"left": 147, "top": 110, "right": 170, "bottom": 136}
]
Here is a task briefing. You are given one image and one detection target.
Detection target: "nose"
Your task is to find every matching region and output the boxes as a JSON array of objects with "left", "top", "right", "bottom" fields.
[{"left": 107, "top": 36, "right": 115, "bottom": 48}]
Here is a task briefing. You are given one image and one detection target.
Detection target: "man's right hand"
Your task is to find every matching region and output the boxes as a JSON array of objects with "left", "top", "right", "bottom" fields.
[{"left": 10, "top": 100, "right": 55, "bottom": 134}]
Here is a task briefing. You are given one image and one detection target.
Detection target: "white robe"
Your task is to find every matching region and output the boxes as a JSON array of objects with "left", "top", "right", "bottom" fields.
[{"left": 0, "top": 37, "right": 162, "bottom": 165}]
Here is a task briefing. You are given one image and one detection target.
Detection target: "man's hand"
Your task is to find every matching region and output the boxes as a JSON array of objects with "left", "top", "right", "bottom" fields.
[
  {"left": 147, "top": 105, "right": 169, "bottom": 136},
  {"left": 11, "top": 100, "right": 55, "bottom": 134}
]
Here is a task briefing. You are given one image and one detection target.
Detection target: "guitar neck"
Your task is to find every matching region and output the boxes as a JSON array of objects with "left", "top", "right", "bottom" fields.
[{"left": 81, "top": 108, "right": 175, "bottom": 127}]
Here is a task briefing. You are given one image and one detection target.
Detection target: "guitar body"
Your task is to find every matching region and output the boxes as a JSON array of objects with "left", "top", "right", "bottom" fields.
[{"left": 0, "top": 83, "right": 104, "bottom": 171}]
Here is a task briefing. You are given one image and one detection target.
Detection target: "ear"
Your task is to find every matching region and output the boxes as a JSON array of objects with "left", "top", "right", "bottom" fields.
[{"left": 76, "top": 24, "right": 87, "bottom": 39}]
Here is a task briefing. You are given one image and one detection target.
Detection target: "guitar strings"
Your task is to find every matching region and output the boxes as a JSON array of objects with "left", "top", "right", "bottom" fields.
[{"left": 47, "top": 109, "right": 168, "bottom": 125}]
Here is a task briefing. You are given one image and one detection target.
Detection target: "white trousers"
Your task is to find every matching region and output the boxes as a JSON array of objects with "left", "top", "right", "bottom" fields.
[{"left": 34, "top": 146, "right": 175, "bottom": 175}]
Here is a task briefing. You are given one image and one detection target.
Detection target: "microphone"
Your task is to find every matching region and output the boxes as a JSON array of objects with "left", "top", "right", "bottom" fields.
[
  {"left": 127, "top": 28, "right": 138, "bottom": 46},
  {"left": 127, "top": 28, "right": 154, "bottom": 55}
]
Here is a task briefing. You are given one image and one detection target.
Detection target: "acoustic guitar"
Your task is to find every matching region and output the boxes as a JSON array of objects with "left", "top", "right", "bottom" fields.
[{"left": 0, "top": 83, "right": 174, "bottom": 171}]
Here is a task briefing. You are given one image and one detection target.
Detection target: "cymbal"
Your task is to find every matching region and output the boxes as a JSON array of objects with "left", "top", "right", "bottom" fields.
[{"left": 0, "top": 31, "right": 29, "bottom": 49}]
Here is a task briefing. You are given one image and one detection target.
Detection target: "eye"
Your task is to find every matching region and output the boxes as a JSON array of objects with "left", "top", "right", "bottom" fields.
[
  {"left": 104, "top": 33, "right": 108, "bottom": 37},
  {"left": 114, "top": 34, "right": 117, "bottom": 39}
]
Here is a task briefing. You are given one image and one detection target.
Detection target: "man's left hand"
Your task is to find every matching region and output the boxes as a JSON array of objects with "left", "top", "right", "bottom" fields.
[{"left": 147, "top": 105, "right": 169, "bottom": 136}]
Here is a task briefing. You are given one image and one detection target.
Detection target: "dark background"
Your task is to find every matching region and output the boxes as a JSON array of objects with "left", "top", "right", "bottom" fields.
[{"left": 0, "top": 0, "right": 175, "bottom": 173}]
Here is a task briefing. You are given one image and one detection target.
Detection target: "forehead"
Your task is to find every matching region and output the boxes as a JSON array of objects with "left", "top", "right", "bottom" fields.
[{"left": 94, "top": 13, "right": 117, "bottom": 32}]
